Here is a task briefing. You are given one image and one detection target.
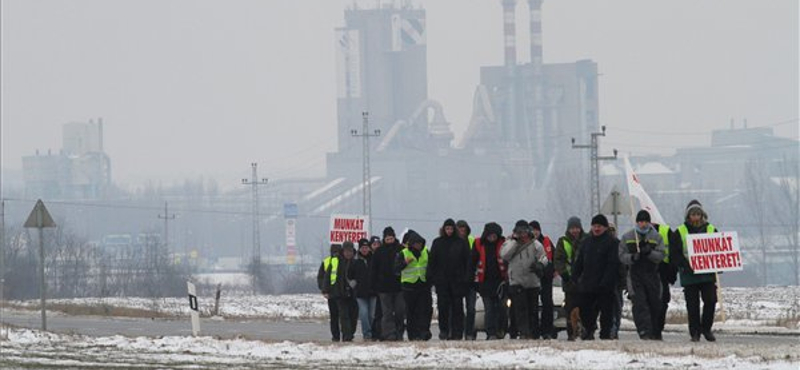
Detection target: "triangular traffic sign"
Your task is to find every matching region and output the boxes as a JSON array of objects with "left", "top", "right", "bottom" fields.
[{"left": 24, "top": 199, "right": 57, "bottom": 228}]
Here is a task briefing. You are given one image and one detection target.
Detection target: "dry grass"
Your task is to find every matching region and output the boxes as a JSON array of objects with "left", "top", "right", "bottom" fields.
[{"left": 6, "top": 302, "right": 174, "bottom": 319}]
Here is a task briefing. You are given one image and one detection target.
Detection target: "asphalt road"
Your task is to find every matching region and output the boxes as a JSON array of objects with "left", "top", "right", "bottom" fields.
[{"left": 1, "top": 309, "right": 794, "bottom": 345}]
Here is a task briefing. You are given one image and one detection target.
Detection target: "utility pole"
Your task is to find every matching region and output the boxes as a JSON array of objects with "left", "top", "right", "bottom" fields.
[
  {"left": 350, "top": 111, "right": 381, "bottom": 234},
  {"left": 157, "top": 201, "right": 177, "bottom": 273},
  {"left": 242, "top": 163, "right": 268, "bottom": 295},
  {"left": 0, "top": 199, "right": 6, "bottom": 339},
  {"left": 572, "top": 126, "right": 618, "bottom": 215}
]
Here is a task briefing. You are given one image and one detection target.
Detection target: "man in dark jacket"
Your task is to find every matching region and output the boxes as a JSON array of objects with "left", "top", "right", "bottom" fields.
[
  {"left": 369, "top": 227, "right": 405, "bottom": 341},
  {"left": 324, "top": 241, "right": 358, "bottom": 342},
  {"left": 427, "top": 218, "right": 471, "bottom": 340},
  {"left": 672, "top": 200, "right": 719, "bottom": 342},
  {"left": 395, "top": 230, "right": 432, "bottom": 341},
  {"left": 352, "top": 238, "right": 377, "bottom": 340},
  {"left": 472, "top": 222, "right": 507, "bottom": 340},
  {"left": 553, "top": 216, "right": 586, "bottom": 341},
  {"left": 619, "top": 210, "right": 666, "bottom": 340},
  {"left": 317, "top": 243, "right": 342, "bottom": 341},
  {"left": 531, "top": 220, "right": 556, "bottom": 339},
  {"left": 457, "top": 220, "right": 478, "bottom": 340},
  {"left": 573, "top": 214, "right": 620, "bottom": 340}
]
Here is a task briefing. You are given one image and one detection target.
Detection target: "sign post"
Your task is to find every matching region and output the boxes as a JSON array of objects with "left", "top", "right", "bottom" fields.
[
  {"left": 23, "top": 200, "right": 56, "bottom": 331},
  {"left": 187, "top": 281, "right": 200, "bottom": 336},
  {"left": 686, "top": 231, "right": 743, "bottom": 322}
]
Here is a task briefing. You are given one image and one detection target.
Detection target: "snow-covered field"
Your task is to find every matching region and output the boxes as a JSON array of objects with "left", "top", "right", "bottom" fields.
[
  {"left": 10, "top": 286, "right": 800, "bottom": 327},
  {"left": 2, "top": 327, "right": 798, "bottom": 369}
]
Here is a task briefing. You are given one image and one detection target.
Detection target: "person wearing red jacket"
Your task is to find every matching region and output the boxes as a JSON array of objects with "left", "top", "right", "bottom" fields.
[
  {"left": 471, "top": 222, "right": 507, "bottom": 339},
  {"left": 530, "top": 220, "right": 556, "bottom": 339}
]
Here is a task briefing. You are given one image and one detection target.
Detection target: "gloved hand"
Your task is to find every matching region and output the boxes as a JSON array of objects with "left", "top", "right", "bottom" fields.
[
  {"left": 529, "top": 262, "right": 545, "bottom": 278},
  {"left": 561, "top": 272, "right": 571, "bottom": 284},
  {"left": 639, "top": 243, "right": 652, "bottom": 256},
  {"left": 631, "top": 253, "right": 640, "bottom": 262}
]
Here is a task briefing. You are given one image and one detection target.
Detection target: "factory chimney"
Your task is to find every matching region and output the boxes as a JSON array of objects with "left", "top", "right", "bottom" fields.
[{"left": 502, "top": 0, "right": 517, "bottom": 67}]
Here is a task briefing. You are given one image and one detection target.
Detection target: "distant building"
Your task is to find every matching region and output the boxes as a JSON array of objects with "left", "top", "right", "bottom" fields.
[{"left": 22, "top": 118, "right": 111, "bottom": 200}]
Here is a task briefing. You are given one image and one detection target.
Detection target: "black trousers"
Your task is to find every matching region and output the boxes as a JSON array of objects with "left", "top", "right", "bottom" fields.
[
  {"left": 436, "top": 284, "right": 465, "bottom": 340},
  {"left": 579, "top": 290, "right": 615, "bottom": 339},
  {"left": 539, "top": 274, "right": 554, "bottom": 337},
  {"left": 630, "top": 274, "right": 662, "bottom": 338},
  {"left": 404, "top": 288, "right": 433, "bottom": 340},
  {"left": 656, "top": 276, "right": 671, "bottom": 334},
  {"left": 684, "top": 282, "right": 717, "bottom": 336},
  {"left": 337, "top": 297, "right": 358, "bottom": 341},
  {"left": 327, "top": 297, "right": 340, "bottom": 341},
  {"left": 510, "top": 286, "right": 540, "bottom": 339},
  {"left": 378, "top": 292, "right": 406, "bottom": 341}
]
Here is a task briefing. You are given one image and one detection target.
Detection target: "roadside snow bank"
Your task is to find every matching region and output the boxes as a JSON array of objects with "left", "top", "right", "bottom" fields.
[{"left": 2, "top": 328, "right": 798, "bottom": 369}]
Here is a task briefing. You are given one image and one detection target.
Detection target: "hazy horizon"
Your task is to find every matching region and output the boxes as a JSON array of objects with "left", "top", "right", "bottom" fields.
[{"left": 2, "top": 0, "right": 797, "bottom": 190}]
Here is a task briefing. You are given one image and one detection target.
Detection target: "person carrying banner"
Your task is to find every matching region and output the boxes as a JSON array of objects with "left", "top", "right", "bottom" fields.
[
  {"left": 530, "top": 220, "right": 556, "bottom": 339},
  {"left": 619, "top": 210, "right": 666, "bottom": 340},
  {"left": 370, "top": 227, "right": 406, "bottom": 341},
  {"left": 395, "top": 230, "right": 433, "bottom": 341},
  {"left": 318, "top": 243, "right": 343, "bottom": 342},
  {"left": 554, "top": 216, "right": 586, "bottom": 341},
  {"left": 324, "top": 241, "right": 359, "bottom": 342},
  {"left": 672, "top": 200, "right": 719, "bottom": 342}
]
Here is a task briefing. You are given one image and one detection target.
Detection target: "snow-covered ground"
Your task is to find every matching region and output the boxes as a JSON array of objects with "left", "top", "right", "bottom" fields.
[
  {"left": 10, "top": 286, "right": 800, "bottom": 328},
  {"left": 1, "top": 328, "right": 798, "bottom": 369}
]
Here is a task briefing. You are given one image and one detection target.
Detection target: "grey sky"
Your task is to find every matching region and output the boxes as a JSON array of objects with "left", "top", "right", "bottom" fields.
[{"left": 2, "top": 0, "right": 797, "bottom": 189}]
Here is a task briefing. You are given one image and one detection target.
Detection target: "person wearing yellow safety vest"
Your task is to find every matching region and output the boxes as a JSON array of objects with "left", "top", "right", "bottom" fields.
[
  {"left": 317, "top": 243, "right": 343, "bottom": 342},
  {"left": 672, "top": 200, "right": 719, "bottom": 342},
  {"left": 619, "top": 210, "right": 666, "bottom": 340},
  {"left": 324, "top": 241, "right": 359, "bottom": 342},
  {"left": 653, "top": 221, "right": 677, "bottom": 340},
  {"left": 457, "top": 219, "right": 478, "bottom": 341},
  {"left": 395, "top": 230, "right": 432, "bottom": 341},
  {"left": 553, "top": 216, "right": 586, "bottom": 341}
]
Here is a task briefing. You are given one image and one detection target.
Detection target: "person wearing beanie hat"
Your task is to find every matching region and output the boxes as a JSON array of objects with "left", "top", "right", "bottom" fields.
[
  {"left": 455, "top": 220, "right": 478, "bottom": 340},
  {"left": 324, "top": 240, "right": 359, "bottom": 341},
  {"left": 572, "top": 214, "right": 620, "bottom": 340},
  {"left": 619, "top": 210, "right": 666, "bottom": 340},
  {"left": 352, "top": 238, "right": 378, "bottom": 341},
  {"left": 553, "top": 216, "right": 586, "bottom": 341},
  {"left": 370, "top": 225, "right": 405, "bottom": 341},
  {"left": 500, "top": 219, "right": 549, "bottom": 340},
  {"left": 530, "top": 220, "right": 557, "bottom": 339},
  {"left": 318, "top": 244, "right": 343, "bottom": 341},
  {"left": 395, "top": 230, "right": 433, "bottom": 341},
  {"left": 674, "top": 199, "right": 719, "bottom": 342},
  {"left": 428, "top": 218, "right": 472, "bottom": 340},
  {"left": 472, "top": 222, "right": 508, "bottom": 339}
]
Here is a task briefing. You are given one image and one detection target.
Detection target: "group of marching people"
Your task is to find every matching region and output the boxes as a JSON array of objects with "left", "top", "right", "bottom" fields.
[{"left": 317, "top": 199, "right": 720, "bottom": 343}]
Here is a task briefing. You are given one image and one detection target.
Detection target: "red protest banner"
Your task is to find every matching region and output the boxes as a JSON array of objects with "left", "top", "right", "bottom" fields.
[
  {"left": 329, "top": 214, "right": 369, "bottom": 244},
  {"left": 686, "top": 231, "right": 744, "bottom": 274}
]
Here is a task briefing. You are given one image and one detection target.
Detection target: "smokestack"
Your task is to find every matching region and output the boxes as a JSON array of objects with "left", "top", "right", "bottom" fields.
[
  {"left": 502, "top": 0, "right": 517, "bottom": 67},
  {"left": 98, "top": 117, "right": 104, "bottom": 152},
  {"left": 528, "top": 0, "right": 543, "bottom": 74}
]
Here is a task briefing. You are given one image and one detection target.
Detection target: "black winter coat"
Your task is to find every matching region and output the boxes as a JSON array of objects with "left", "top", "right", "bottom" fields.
[
  {"left": 351, "top": 255, "right": 375, "bottom": 298},
  {"left": 427, "top": 235, "right": 471, "bottom": 289},
  {"left": 573, "top": 231, "right": 620, "bottom": 293},
  {"left": 370, "top": 241, "right": 403, "bottom": 293}
]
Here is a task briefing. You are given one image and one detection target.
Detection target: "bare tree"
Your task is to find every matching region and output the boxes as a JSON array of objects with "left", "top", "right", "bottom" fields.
[{"left": 744, "top": 159, "right": 770, "bottom": 286}]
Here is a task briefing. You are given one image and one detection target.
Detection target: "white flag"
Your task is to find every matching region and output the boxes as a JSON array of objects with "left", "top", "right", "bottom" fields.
[{"left": 624, "top": 156, "right": 666, "bottom": 225}]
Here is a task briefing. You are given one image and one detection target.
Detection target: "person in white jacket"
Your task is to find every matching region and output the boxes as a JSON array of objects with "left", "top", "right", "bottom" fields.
[{"left": 501, "top": 220, "right": 550, "bottom": 339}]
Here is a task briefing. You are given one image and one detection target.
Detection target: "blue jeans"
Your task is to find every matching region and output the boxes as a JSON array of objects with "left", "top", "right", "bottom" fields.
[{"left": 357, "top": 296, "right": 377, "bottom": 339}]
